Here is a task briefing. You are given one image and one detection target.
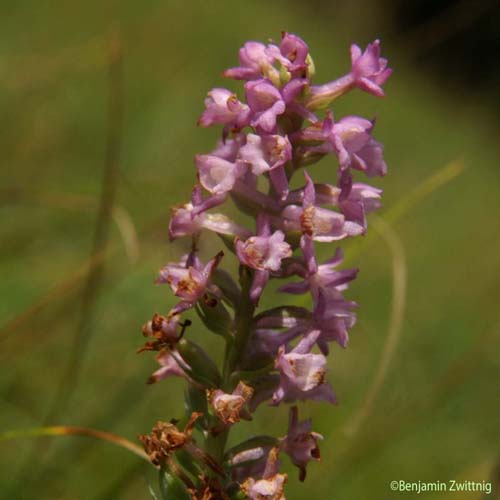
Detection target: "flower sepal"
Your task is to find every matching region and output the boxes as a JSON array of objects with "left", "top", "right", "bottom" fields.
[
  {"left": 281, "top": 406, "right": 323, "bottom": 481},
  {"left": 240, "top": 447, "right": 287, "bottom": 500},
  {"left": 225, "top": 435, "right": 280, "bottom": 464}
]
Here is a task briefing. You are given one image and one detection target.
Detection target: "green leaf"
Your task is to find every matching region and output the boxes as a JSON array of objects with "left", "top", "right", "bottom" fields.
[
  {"left": 254, "top": 305, "right": 311, "bottom": 324},
  {"left": 196, "top": 295, "right": 233, "bottom": 339},
  {"left": 216, "top": 232, "right": 237, "bottom": 254},
  {"left": 185, "top": 384, "right": 208, "bottom": 416},
  {"left": 159, "top": 464, "right": 191, "bottom": 500},
  {"left": 229, "top": 362, "right": 275, "bottom": 385},
  {"left": 184, "top": 384, "right": 209, "bottom": 431},
  {"left": 176, "top": 339, "right": 222, "bottom": 388},
  {"left": 148, "top": 484, "right": 160, "bottom": 500},
  {"left": 0, "top": 425, "right": 149, "bottom": 463},
  {"left": 175, "top": 449, "right": 203, "bottom": 479},
  {"left": 230, "top": 490, "right": 248, "bottom": 500},
  {"left": 213, "top": 268, "right": 241, "bottom": 307}
]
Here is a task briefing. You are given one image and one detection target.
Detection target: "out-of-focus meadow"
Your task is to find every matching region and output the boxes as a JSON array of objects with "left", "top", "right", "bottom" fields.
[{"left": 1, "top": 1, "right": 500, "bottom": 499}]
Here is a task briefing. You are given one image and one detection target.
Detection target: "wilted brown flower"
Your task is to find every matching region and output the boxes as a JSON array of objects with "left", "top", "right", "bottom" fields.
[
  {"left": 208, "top": 381, "right": 254, "bottom": 425},
  {"left": 139, "top": 412, "right": 201, "bottom": 466}
]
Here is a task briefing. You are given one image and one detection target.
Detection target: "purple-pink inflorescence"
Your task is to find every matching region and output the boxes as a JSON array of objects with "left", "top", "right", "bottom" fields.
[{"left": 140, "top": 33, "right": 391, "bottom": 500}]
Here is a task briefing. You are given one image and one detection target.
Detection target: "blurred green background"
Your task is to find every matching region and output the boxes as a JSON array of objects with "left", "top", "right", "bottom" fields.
[{"left": 1, "top": 1, "right": 500, "bottom": 499}]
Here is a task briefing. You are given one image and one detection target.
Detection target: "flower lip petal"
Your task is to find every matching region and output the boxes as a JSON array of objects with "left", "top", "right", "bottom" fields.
[{"left": 196, "top": 154, "right": 247, "bottom": 195}]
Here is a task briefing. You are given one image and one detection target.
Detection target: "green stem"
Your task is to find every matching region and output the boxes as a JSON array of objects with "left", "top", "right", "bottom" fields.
[
  {"left": 221, "top": 335, "right": 234, "bottom": 391},
  {"left": 228, "top": 267, "right": 255, "bottom": 376},
  {"left": 205, "top": 266, "right": 255, "bottom": 468},
  {"left": 205, "top": 430, "right": 229, "bottom": 465}
]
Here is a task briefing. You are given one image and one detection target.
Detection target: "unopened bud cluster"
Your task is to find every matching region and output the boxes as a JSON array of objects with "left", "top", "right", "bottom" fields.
[{"left": 139, "top": 33, "right": 391, "bottom": 500}]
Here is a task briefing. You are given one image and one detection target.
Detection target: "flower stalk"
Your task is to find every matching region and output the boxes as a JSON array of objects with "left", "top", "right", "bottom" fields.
[{"left": 139, "top": 32, "right": 391, "bottom": 499}]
